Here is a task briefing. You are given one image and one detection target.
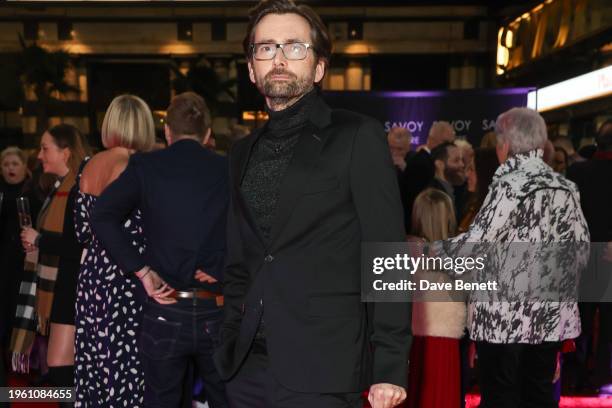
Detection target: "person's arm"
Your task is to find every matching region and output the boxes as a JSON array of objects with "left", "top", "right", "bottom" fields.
[
  {"left": 425, "top": 179, "right": 498, "bottom": 265},
  {"left": 219, "top": 196, "right": 249, "bottom": 341},
  {"left": 220, "top": 149, "right": 250, "bottom": 342},
  {"left": 350, "top": 117, "right": 411, "bottom": 393},
  {"left": 90, "top": 156, "right": 145, "bottom": 274},
  {"left": 36, "top": 188, "right": 81, "bottom": 258}
]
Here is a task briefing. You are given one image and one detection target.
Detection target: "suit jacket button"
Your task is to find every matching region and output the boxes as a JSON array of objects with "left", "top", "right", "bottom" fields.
[{"left": 264, "top": 254, "right": 274, "bottom": 263}]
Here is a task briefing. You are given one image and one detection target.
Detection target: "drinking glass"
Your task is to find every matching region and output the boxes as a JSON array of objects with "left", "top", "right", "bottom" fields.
[{"left": 16, "top": 197, "right": 32, "bottom": 228}]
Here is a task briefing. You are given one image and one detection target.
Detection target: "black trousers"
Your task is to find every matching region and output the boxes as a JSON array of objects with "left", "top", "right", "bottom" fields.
[
  {"left": 226, "top": 340, "right": 362, "bottom": 408},
  {"left": 476, "top": 341, "right": 560, "bottom": 408},
  {"left": 577, "top": 302, "right": 612, "bottom": 386},
  {"left": 140, "top": 299, "right": 228, "bottom": 408},
  {"left": 459, "top": 333, "right": 470, "bottom": 408}
]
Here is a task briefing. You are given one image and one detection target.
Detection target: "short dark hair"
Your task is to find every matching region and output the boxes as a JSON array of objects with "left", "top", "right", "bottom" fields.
[
  {"left": 243, "top": 0, "right": 332, "bottom": 67},
  {"left": 596, "top": 119, "right": 612, "bottom": 151},
  {"left": 166, "top": 92, "right": 211, "bottom": 137},
  {"left": 431, "top": 141, "right": 457, "bottom": 164}
]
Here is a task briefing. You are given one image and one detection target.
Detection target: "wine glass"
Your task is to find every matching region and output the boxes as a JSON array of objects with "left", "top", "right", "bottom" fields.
[{"left": 16, "top": 197, "right": 32, "bottom": 228}]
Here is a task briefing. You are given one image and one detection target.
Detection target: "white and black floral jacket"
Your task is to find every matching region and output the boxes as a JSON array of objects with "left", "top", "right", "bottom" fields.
[{"left": 442, "top": 149, "right": 590, "bottom": 344}]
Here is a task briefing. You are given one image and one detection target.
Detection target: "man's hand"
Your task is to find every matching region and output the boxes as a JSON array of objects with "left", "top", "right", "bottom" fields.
[
  {"left": 391, "top": 155, "right": 407, "bottom": 172},
  {"left": 468, "top": 341, "right": 477, "bottom": 368},
  {"left": 368, "top": 383, "right": 406, "bottom": 408},
  {"left": 136, "top": 266, "right": 177, "bottom": 304},
  {"left": 553, "top": 352, "right": 561, "bottom": 383},
  {"left": 194, "top": 269, "right": 218, "bottom": 284}
]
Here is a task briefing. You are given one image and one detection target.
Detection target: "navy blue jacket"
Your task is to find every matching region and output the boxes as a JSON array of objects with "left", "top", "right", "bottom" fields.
[{"left": 91, "top": 138, "right": 229, "bottom": 291}]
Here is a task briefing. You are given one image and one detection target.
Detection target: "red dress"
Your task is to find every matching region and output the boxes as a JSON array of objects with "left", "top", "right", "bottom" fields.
[{"left": 406, "top": 335, "right": 461, "bottom": 408}]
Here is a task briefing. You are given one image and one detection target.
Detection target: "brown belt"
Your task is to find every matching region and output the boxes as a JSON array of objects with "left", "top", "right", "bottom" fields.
[{"left": 170, "top": 289, "right": 224, "bottom": 306}]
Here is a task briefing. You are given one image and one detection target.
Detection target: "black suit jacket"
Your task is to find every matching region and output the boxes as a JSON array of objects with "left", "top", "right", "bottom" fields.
[
  {"left": 91, "top": 139, "right": 229, "bottom": 291},
  {"left": 214, "top": 96, "right": 411, "bottom": 393},
  {"left": 402, "top": 149, "right": 434, "bottom": 232}
]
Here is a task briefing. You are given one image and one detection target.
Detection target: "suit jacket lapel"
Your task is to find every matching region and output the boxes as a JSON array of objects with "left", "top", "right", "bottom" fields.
[{"left": 268, "top": 96, "right": 332, "bottom": 248}]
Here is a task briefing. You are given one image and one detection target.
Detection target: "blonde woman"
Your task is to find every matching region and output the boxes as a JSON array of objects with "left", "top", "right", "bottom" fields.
[
  {"left": 406, "top": 188, "right": 466, "bottom": 408},
  {"left": 73, "top": 95, "right": 154, "bottom": 407}
]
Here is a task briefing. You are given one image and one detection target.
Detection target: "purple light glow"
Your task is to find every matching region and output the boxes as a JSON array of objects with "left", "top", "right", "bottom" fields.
[{"left": 332, "top": 88, "right": 536, "bottom": 98}]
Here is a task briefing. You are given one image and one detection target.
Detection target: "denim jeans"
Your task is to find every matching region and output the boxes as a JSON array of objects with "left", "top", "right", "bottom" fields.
[{"left": 140, "top": 298, "right": 228, "bottom": 408}]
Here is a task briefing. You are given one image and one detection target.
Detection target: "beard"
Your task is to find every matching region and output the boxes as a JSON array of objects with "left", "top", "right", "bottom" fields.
[
  {"left": 446, "top": 168, "right": 466, "bottom": 186},
  {"left": 256, "top": 67, "right": 314, "bottom": 103}
]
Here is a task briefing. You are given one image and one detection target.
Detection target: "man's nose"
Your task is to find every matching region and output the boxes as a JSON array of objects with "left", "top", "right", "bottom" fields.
[{"left": 272, "top": 46, "right": 288, "bottom": 66}]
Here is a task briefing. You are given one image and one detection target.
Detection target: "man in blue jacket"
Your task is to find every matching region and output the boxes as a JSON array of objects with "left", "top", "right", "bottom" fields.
[{"left": 92, "top": 92, "right": 229, "bottom": 407}]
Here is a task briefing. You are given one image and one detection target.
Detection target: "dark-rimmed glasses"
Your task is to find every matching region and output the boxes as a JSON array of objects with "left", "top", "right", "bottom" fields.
[{"left": 251, "top": 42, "right": 312, "bottom": 61}]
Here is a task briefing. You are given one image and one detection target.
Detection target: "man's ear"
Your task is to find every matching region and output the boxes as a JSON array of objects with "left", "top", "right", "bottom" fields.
[
  {"left": 496, "top": 141, "right": 510, "bottom": 163},
  {"left": 248, "top": 61, "right": 256, "bottom": 84},
  {"left": 434, "top": 159, "right": 445, "bottom": 175},
  {"left": 202, "top": 128, "right": 212, "bottom": 145},
  {"left": 164, "top": 124, "right": 172, "bottom": 145},
  {"left": 314, "top": 59, "right": 326, "bottom": 84}
]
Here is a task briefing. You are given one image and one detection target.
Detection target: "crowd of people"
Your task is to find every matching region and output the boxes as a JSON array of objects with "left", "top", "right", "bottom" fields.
[
  {"left": 0, "top": 0, "right": 610, "bottom": 407},
  {"left": 391, "top": 112, "right": 612, "bottom": 408}
]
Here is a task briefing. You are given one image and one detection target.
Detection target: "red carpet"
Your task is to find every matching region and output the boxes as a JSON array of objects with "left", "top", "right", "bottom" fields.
[
  {"left": 465, "top": 393, "right": 612, "bottom": 408},
  {"left": 9, "top": 374, "right": 612, "bottom": 408}
]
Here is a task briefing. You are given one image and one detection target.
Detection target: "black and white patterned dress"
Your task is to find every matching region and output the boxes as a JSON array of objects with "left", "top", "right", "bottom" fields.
[{"left": 73, "top": 164, "right": 147, "bottom": 407}]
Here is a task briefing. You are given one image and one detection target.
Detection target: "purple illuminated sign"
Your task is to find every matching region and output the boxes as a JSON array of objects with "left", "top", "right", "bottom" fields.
[{"left": 323, "top": 88, "right": 533, "bottom": 146}]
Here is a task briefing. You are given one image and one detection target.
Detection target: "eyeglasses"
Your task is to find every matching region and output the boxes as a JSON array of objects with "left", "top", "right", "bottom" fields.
[{"left": 251, "top": 42, "right": 312, "bottom": 61}]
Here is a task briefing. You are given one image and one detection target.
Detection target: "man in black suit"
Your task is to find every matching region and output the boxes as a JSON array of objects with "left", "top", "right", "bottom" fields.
[
  {"left": 402, "top": 121, "right": 455, "bottom": 232},
  {"left": 387, "top": 126, "right": 413, "bottom": 229},
  {"left": 567, "top": 119, "right": 612, "bottom": 392},
  {"left": 429, "top": 141, "right": 467, "bottom": 220},
  {"left": 92, "top": 92, "right": 229, "bottom": 407},
  {"left": 213, "top": 1, "right": 411, "bottom": 407}
]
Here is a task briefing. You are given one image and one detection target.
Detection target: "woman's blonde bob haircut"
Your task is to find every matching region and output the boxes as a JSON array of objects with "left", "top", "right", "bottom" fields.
[{"left": 101, "top": 94, "right": 155, "bottom": 151}]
